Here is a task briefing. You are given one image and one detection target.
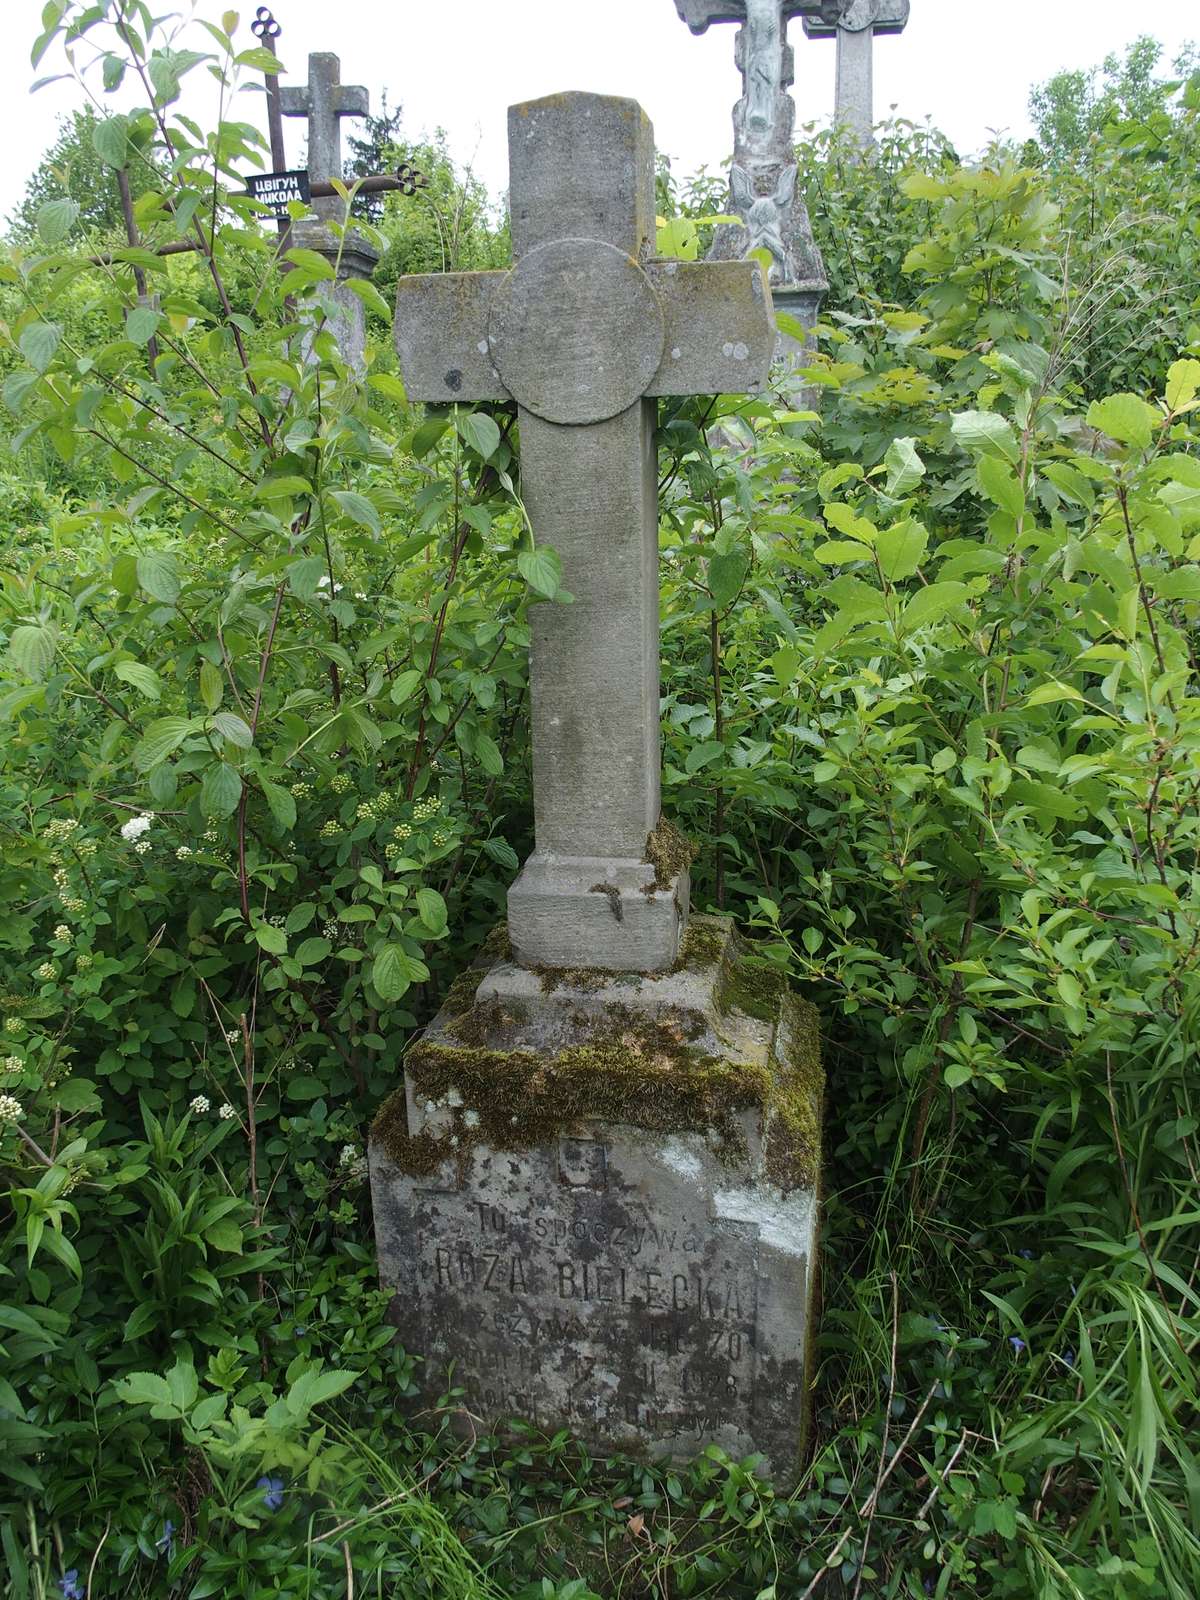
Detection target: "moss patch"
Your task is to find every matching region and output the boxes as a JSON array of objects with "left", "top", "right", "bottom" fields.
[
  {"left": 763, "top": 994, "right": 823, "bottom": 1192},
  {"left": 644, "top": 817, "right": 696, "bottom": 892}
]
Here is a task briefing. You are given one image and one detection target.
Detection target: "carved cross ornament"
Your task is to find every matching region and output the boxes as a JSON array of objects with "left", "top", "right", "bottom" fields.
[{"left": 393, "top": 93, "right": 775, "bottom": 971}]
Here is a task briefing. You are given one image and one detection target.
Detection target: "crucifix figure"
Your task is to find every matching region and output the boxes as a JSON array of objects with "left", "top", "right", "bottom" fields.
[
  {"left": 281, "top": 52, "right": 369, "bottom": 224},
  {"left": 393, "top": 93, "right": 775, "bottom": 971},
  {"left": 803, "top": 0, "right": 911, "bottom": 146}
]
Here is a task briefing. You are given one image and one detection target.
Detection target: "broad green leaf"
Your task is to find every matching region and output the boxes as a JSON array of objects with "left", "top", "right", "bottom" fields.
[
  {"left": 137, "top": 552, "right": 180, "bottom": 604},
  {"left": 875, "top": 519, "right": 928, "bottom": 582},
  {"left": 255, "top": 922, "right": 287, "bottom": 954},
  {"left": 1086, "top": 393, "right": 1158, "bottom": 450},
  {"left": 255, "top": 475, "right": 311, "bottom": 500},
  {"left": 389, "top": 669, "right": 423, "bottom": 705},
  {"left": 951, "top": 410, "right": 1019, "bottom": 462},
  {"left": 262, "top": 780, "right": 297, "bottom": 831},
  {"left": 1026, "top": 681, "right": 1084, "bottom": 708},
  {"left": 483, "top": 837, "right": 519, "bottom": 871},
  {"left": 288, "top": 556, "right": 326, "bottom": 599},
  {"left": 36, "top": 196, "right": 79, "bottom": 245},
  {"left": 977, "top": 455, "right": 1025, "bottom": 516},
  {"left": 19, "top": 322, "right": 62, "bottom": 374},
  {"left": 368, "top": 372, "right": 407, "bottom": 404},
  {"left": 212, "top": 711, "right": 253, "bottom": 749},
  {"left": 126, "top": 305, "right": 161, "bottom": 345},
  {"left": 474, "top": 731, "right": 503, "bottom": 775},
  {"left": 518, "top": 546, "right": 564, "bottom": 599},
  {"left": 416, "top": 887, "right": 448, "bottom": 934},
  {"left": 824, "top": 502, "right": 876, "bottom": 543},
  {"left": 114, "top": 661, "right": 161, "bottom": 699},
  {"left": 8, "top": 624, "right": 55, "bottom": 680},
  {"left": 709, "top": 548, "right": 749, "bottom": 608},
  {"left": 4, "top": 371, "right": 40, "bottom": 414},
  {"left": 813, "top": 540, "right": 871, "bottom": 566},
  {"left": 199, "top": 661, "right": 223, "bottom": 712},
  {"left": 133, "top": 716, "right": 195, "bottom": 771},
  {"left": 295, "top": 937, "right": 332, "bottom": 966},
  {"left": 284, "top": 247, "right": 336, "bottom": 280},
  {"left": 1165, "top": 358, "right": 1200, "bottom": 412},
  {"left": 330, "top": 489, "right": 381, "bottom": 536},
  {"left": 372, "top": 944, "right": 412, "bottom": 1002},
  {"left": 457, "top": 411, "right": 501, "bottom": 462},
  {"left": 201, "top": 761, "right": 242, "bottom": 816},
  {"left": 900, "top": 580, "right": 968, "bottom": 632},
  {"left": 92, "top": 114, "right": 130, "bottom": 168},
  {"left": 883, "top": 436, "right": 925, "bottom": 497}
]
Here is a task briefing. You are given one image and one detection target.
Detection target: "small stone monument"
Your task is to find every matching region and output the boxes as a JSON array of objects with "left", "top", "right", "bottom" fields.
[
  {"left": 281, "top": 52, "right": 377, "bottom": 369},
  {"left": 802, "top": 0, "right": 911, "bottom": 147},
  {"left": 673, "top": 2, "right": 829, "bottom": 360},
  {"left": 370, "top": 91, "right": 823, "bottom": 1482}
]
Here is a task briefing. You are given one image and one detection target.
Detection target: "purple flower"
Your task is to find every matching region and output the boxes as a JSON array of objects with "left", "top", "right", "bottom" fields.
[
  {"left": 1009, "top": 1336, "right": 1027, "bottom": 1355},
  {"left": 1061, "top": 1347, "right": 1076, "bottom": 1368},
  {"left": 59, "top": 1573, "right": 84, "bottom": 1600},
  {"left": 1019, "top": 1249, "right": 1034, "bottom": 1260},
  {"left": 155, "top": 1520, "right": 175, "bottom": 1557},
  {"left": 257, "top": 1475, "right": 285, "bottom": 1513}
]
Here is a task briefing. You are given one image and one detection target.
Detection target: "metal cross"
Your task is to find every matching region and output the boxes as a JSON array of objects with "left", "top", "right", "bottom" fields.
[
  {"left": 280, "top": 52, "right": 369, "bottom": 221},
  {"left": 392, "top": 93, "right": 775, "bottom": 972}
]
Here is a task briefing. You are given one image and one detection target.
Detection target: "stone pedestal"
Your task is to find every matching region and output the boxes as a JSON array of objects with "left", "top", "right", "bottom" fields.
[
  {"left": 370, "top": 916, "right": 822, "bottom": 1481},
  {"left": 293, "top": 221, "right": 379, "bottom": 376}
]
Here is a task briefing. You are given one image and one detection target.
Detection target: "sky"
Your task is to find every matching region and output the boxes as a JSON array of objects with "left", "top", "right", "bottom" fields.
[{"left": 2, "top": 0, "right": 1197, "bottom": 222}]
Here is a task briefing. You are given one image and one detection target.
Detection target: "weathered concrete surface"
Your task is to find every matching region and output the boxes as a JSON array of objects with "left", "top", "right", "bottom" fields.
[
  {"left": 369, "top": 916, "right": 823, "bottom": 1481},
  {"left": 390, "top": 92, "right": 774, "bottom": 971}
]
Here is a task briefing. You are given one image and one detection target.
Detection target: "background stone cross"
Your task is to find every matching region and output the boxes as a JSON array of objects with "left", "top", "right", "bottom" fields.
[
  {"left": 281, "top": 52, "right": 369, "bottom": 222},
  {"left": 393, "top": 92, "right": 774, "bottom": 973},
  {"left": 802, "top": 0, "right": 911, "bottom": 145}
]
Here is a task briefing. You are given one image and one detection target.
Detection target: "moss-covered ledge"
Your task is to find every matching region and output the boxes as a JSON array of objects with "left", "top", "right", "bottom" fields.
[{"left": 370, "top": 915, "right": 823, "bottom": 1194}]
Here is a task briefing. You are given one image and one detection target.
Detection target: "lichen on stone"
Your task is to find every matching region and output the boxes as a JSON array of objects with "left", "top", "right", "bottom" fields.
[{"left": 643, "top": 816, "right": 696, "bottom": 892}]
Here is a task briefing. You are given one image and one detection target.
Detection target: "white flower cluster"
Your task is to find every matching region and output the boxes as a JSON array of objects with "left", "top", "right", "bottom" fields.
[
  {"left": 224, "top": 1026, "right": 241, "bottom": 1046},
  {"left": 189, "top": 1094, "right": 210, "bottom": 1114},
  {"left": 3, "top": 1057, "right": 21, "bottom": 1073},
  {"left": 54, "top": 924, "right": 72, "bottom": 944},
  {"left": 330, "top": 774, "right": 351, "bottom": 795},
  {"left": 338, "top": 1143, "right": 368, "bottom": 1182},
  {"left": 36, "top": 963, "right": 56, "bottom": 982},
  {"left": 135, "top": 839, "right": 153, "bottom": 857},
  {"left": 44, "top": 818, "right": 79, "bottom": 843},
  {"left": 5, "top": 1017, "right": 23, "bottom": 1036},
  {"left": 76, "top": 953, "right": 93, "bottom": 971},
  {"left": 218, "top": 1102, "right": 236, "bottom": 1121},
  {"left": 120, "top": 814, "right": 154, "bottom": 843},
  {"left": 0, "top": 1093, "right": 23, "bottom": 1124},
  {"left": 319, "top": 820, "right": 341, "bottom": 839},
  {"left": 290, "top": 780, "right": 311, "bottom": 799},
  {"left": 412, "top": 799, "right": 440, "bottom": 822},
  {"left": 176, "top": 846, "right": 193, "bottom": 861}
]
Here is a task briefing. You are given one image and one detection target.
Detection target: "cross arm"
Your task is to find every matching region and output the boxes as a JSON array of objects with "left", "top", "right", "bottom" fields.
[
  {"left": 675, "top": 1, "right": 824, "bottom": 32},
  {"left": 644, "top": 259, "right": 775, "bottom": 399},
  {"left": 279, "top": 86, "right": 310, "bottom": 117},
  {"left": 393, "top": 273, "right": 511, "bottom": 403},
  {"left": 333, "top": 85, "right": 369, "bottom": 116}
]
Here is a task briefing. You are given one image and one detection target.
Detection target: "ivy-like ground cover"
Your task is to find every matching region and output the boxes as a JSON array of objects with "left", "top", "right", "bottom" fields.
[{"left": 1, "top": 5, "right": 1199, "bottom": 1598}]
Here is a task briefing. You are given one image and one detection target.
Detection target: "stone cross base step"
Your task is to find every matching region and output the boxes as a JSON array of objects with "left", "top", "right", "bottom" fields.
[{"left": 369, "top": 915, "right": 823, "bottom": 1482}]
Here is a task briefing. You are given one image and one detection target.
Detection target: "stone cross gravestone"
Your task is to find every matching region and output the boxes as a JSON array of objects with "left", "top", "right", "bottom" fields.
[
  {"left": 392, "top": 92, "right": 777, "bottom": 974},
  {"left": 803, "top": 0, "right": 911, "bottom": 146},
  {"left": 281, "top": 51, "right": 377, "bottom": 370},
  {"left": 673, "top": 2, "right": 828, "bottom": 361},
  {"left": 370, "top": 92, "right": 824, "bottom": 1484}
]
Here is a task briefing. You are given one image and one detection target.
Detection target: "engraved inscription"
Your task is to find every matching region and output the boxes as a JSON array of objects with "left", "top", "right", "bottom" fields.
[{"left": 410, "top": 1178, "right": 765, "bottom": 1448}]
